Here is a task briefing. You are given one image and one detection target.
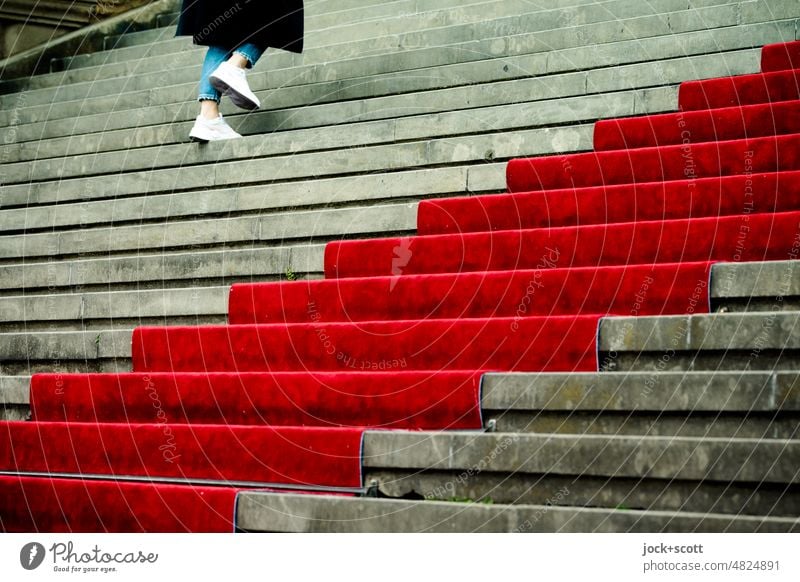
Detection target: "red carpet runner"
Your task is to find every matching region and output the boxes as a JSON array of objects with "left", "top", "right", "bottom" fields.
[{"left": 3, "top": 40, "right": 800, "bottom": 532}]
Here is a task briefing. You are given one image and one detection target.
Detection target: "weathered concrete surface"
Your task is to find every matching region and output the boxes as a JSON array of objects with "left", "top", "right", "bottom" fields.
[
  {"left": 712, "top": 261, "right": 800, "bottom": 312},
  {"left": 361, "top": 431, "right": 800, "bottom": 515},
  {"left": 362, "top": 431, "right": 800, "bottom": 484},
  {"left": 0, "top": 243, "right": 326, "bottom": 292},
  {"left": 482, "top": 371, "right": 800, "bottom": 438},
  {"left": 236, "top": 493, "right": 800, "bottom": 532},
  {"left": 364, "top": 469, "right": 800, "bottom": 516},
  {"left": 0, "top": 375, "right": 29, "bottom": 420},
  {"left": 0, "top": 0, "right": 179, "bottom": 80},
  {"left": 599, "top": 312, "right": 800, "bottom": 371},
  {"left": 0, "top": 329, "right": 133, "bottom": 374}
]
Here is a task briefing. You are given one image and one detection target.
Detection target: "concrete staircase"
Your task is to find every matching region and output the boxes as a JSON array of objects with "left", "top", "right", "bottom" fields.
[{"left": 1, "top": 0, "right": 799, "bottom": 532}]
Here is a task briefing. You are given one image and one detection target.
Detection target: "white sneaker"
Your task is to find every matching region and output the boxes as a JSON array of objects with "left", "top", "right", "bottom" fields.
[
  {"left": 189, "top": 114, "right": 242, "bottom": 142},
  {"left": 210, "top": 61, "right": 261, "bottom": 110}
]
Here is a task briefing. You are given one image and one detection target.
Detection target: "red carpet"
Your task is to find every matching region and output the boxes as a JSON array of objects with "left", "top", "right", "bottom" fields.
[
  {"left": 1, "top": 422, "right": 363, "bottom": 487},
  {"left": 594, "top": 101, "right": 800, "bottom": 150},
  {"left": 327, "top": 211, "right": 800, "bottom": 278},
  {"left": 418, "top": 171, "right": 799, "bottom": 235},
  {"left": 506, "top": 133, "right": 799, "bottom": 193},
  {"left": 0, "top": 476, "right": 237, "bottom": 532},
  {"left": 6, "top": 40, "right": 799, "bottom": 532},
  {"left": 30, "top": 371, "right": 483, "bottom": 430},
  {"left": 678, "top": 68, "right": 800, "bottom": 110},
  {"left": 761, "top": 41, "right": 800, "bottom": 73},
  {"left": 230, "top": 263, "right": 712, "bottom": 323},
  {"left": 131, "top": 316, "right": 603, "bottom": 373}
]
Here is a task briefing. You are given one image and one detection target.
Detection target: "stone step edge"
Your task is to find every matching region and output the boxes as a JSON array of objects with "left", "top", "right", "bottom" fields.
[
  {"left": 234, "top": 492, "right": 800, "bottom": 532},
  {"left": 0, "top": 258, "right": 792, "bottom": 318},
  {"left": 61, "top": 0, "right": 605, "bottom": 73},
  {"left": 3, "top": 370, "right": 797, "bottom": 409},
  {"left": 1, "top": 310, "right": 799, "bottom": 374},
  {"left": 1, "top": 4, "right": 781, "bottom": 117},
  {"left": 0, "top": 0, "right": 177, "bottom": 81}
]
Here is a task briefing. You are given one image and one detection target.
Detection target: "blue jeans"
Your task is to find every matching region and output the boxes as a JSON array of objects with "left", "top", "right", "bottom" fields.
[{"left": 198, "top": 43, "right": 264, "bottom": 102}]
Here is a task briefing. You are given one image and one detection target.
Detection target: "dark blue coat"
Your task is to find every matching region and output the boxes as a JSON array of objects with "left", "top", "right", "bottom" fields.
[{"left": 176, "top": 0, "right": 303, "bottom": 53}]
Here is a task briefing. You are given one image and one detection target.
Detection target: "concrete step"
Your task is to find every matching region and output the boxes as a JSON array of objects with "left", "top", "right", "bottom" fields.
[
  {"left": 100, "top": 0, "right": 522, "bottom": 52},
  {"left": 0, "top": 0, "right": 180, "bottom": 83},
  {"left": 2, "top": 19, "right": 791, "bottom": 169},
  {"left": 600, "top": 311, "right": 800, "bottom": 372},
  {"left": 0, "top": 328, "right": 132, "bottom": 374},
  {"left": 362, "top": 431, "right": 800, "bottom": 516},
  {"left": 8, "top": 10, "right": 786, "bottom": 135},
  {"left": 0, "top": 375, "right": 28, "bottom": 421},
  {"left": 0, "top": 286, "right": 229, "bottom": 332},
  {"left": 0, "top": 50, "right": 769, "bottom": 210},
  {"left": 0, "top": 242, "right": 326, "bottom": 294},
  {"left": 2, "top": 81, "right": 651, "bottom": 186},
  {"left": 4, "top": 369, "right": 796, "bottom": 435},
  {"left": 235, "top": 492, "right": 800, "bottom": 532},
  {"left": 0, "top": 123, "right": 592, "bottom": 221},
  {"left": 0, "top": 164, "right": 487, "bottom": 250},
  {"left": 712, "top": 260, "right": 800, "bottom": 312},
  {"left": 13, "top": 308, "right": 800, "bottom": 372},
  {"left": 117, "top": 0, "right": 769, "bottom": 60},
  {"left": 2, "top": 302, "right": 797, "bottom": 375},
  {"left": 6, "top": 0, "right": 730, "bottom": 95},
  {"left": 70, "top": 0, "right": 745, "bottom": 83},
  {"left": 2, "top": 7, "right": 789, "bottom": 131},
  {"left": 2, "top": 0, "right": 782, "bottom": 116},
  {"left": 0, "top": 257, "right": 789, "bottom": 327},
  {"left": 0, "top": 95, "right": 642, "bottom": 235},
  {"left": 0, "top": 200, "right": 421, "bottom": 260},
  {"left": 153, "top": 10, "right": 180, "bottom": 29},
  {"left": 58, "top": 0, "right": 693, "bottom": 75},
  {"left": 483, "top": 371, "right": 799, "bottom": 438}
]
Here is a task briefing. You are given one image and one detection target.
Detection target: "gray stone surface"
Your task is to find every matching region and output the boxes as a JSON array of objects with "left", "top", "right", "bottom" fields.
[
  {"left": 0, "top": 89, "right": 639, "bottom": 176},
  {"left": 490, "top": 410, "right": 799, "bottom": 438},
  {"left": 1, "top": 89, "right": 627, "bottom": 184},
  {"left": 481, "top": 371, "right": 789, "bottom": 411},
  {"left": 0, "top": 286, "right": 229, "bottom": 331},
  {"left": 365, "top": 468, "right": 799, "bottom": 516},
  {"left": 0, "top": 203, "right": 419, "bottom": 259},
  {"left": 712, "top": 260, "right": 800, "bottom": 311},
  {"left": 599, "top": 311, "right": 800, "bottom": 371},
  {"left": 0, "top": 243, "right": 325, "bottom": 292},
  {"left": 1, "top": 125, "right": 592, "bottom": 211},
  {"left": 482, "top": 371, "right": 799, "bottom": 437},
  {"left": 361, "top": 431, "right": 800, "bottom": 483},
  {"left": 0, "top": 33, "right": 775, "bottom": 147},
  {"left": 235, "top": 493, "right": 800, "bottom": 532},
  {"left": 0, "top": 329, "right": 132, "bottom": 362},
  {"left": 7, "top": 0, "right": 754, "bottom": 96},
  {"left": 0, "top": 375, "right": 28, "bottom": 404},
  {"left": 0, "top": 167, "right": 468, "bottom": 233},
  {"left": 0, "top": 0, "right": 179, "bottom": 80},
  {"left": 4, "top": 12, "right": 784, "bottom": 139},
  {"left": 599, "top": 312, "right": 800, "bottom": 351}
]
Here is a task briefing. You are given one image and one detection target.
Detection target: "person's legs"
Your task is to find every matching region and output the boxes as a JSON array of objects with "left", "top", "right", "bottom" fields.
[
  {"left": 190, "top": 45, "right": 242, "bottom": 142},
  {"left": 190, "top": 42, "right": 265, "bottom": 142},
  {"left": 197, "top": 45, "right": 231, "bottom": 119}
]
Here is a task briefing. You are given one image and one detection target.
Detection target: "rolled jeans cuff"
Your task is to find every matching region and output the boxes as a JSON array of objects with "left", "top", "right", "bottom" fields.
[{"left": 233, "top": 43, "right": 263, "bottom": 69}]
